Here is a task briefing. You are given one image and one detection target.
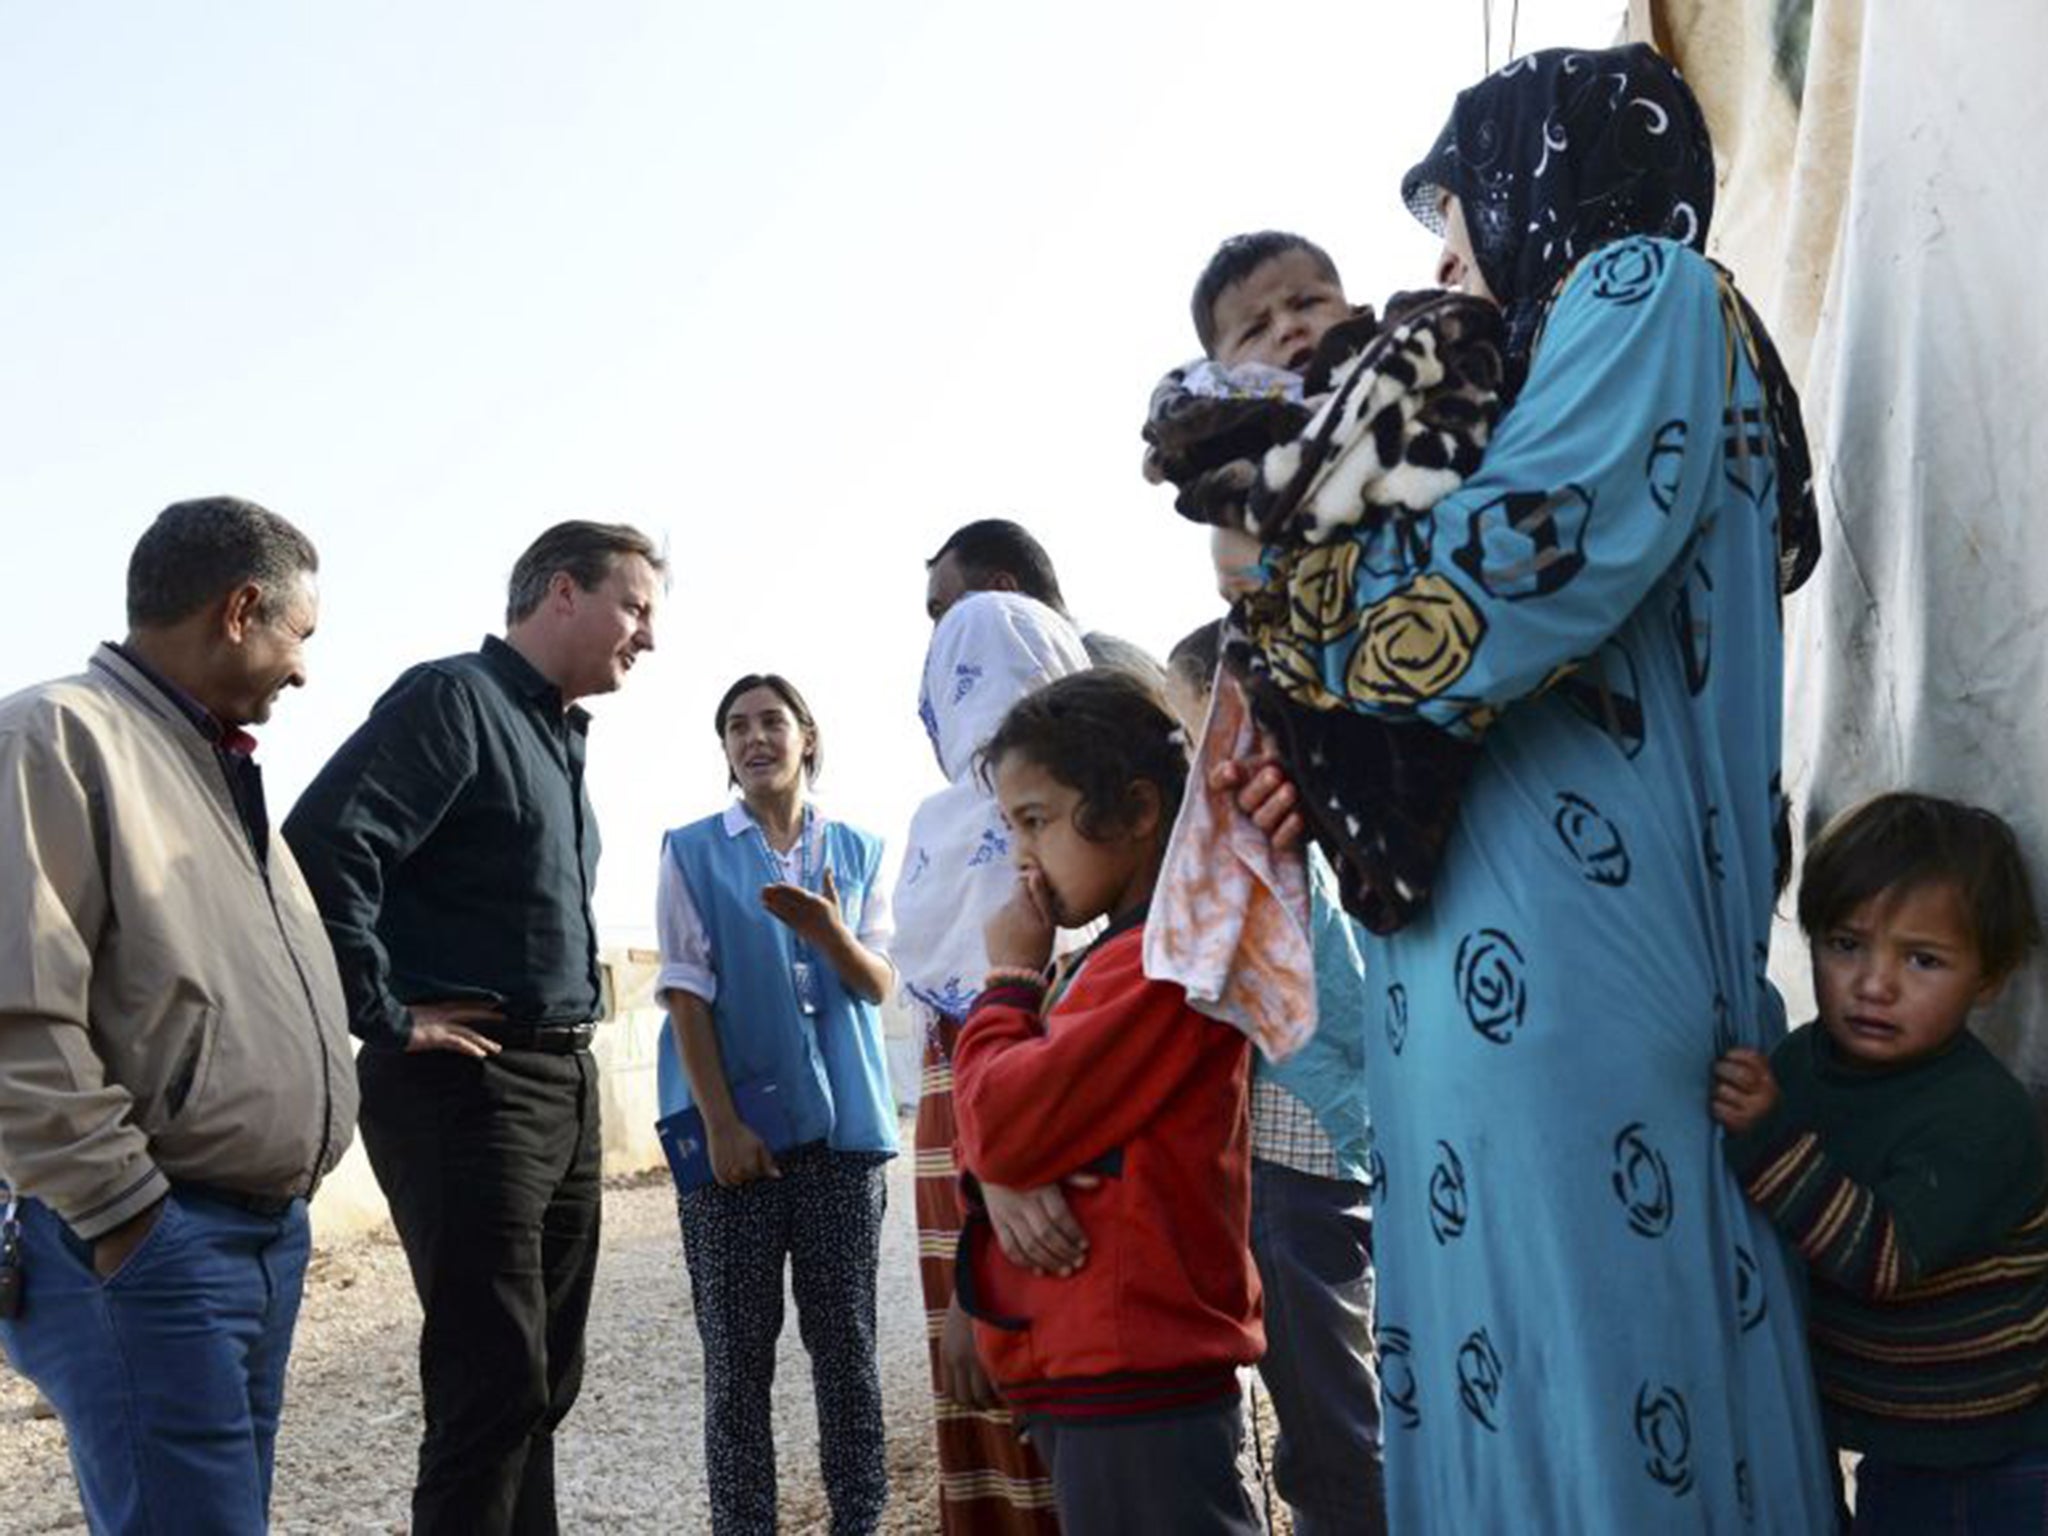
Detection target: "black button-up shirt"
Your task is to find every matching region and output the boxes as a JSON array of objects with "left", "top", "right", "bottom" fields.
[{"left": 284, "top": 636, "right": 604, "bottom": 1049}]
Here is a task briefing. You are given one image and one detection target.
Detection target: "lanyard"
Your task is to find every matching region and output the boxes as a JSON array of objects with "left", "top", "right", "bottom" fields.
[
  {"left": 745, "top": 805, "right": 816, "bottom": 894},
  {"left": 746, "top": 806, "right": 826, "bottom": 1016}
]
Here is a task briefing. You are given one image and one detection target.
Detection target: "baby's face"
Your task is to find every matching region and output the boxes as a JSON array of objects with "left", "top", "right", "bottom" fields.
[{"left": 1210, "top": 249, "right": 1349, "bottom": 373}]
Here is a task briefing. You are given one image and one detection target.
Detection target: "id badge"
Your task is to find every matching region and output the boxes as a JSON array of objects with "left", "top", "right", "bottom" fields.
[{"left": 792, "top": 960, "right": 821, "bottom": 1017}]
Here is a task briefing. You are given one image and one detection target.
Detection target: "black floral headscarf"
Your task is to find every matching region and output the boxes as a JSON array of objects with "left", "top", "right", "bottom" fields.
[
  {"left": 1402, "top": 42, "right": 1818, "bottom": 595},
  {"left": 1401, "top": 43, "right": 1715, "bottom": 372}
]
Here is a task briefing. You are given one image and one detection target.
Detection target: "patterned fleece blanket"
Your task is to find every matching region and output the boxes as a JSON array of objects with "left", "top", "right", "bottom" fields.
[{"left": 1144, "top": 292, "right": 1508, "bottom": 933}]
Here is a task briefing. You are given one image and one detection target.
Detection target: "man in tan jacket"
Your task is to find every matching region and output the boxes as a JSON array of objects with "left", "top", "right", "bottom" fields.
[{"left": 0, "top": 496, "right": 358, "bottom": 1536}]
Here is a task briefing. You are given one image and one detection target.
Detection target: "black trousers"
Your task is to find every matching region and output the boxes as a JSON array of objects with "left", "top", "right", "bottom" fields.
[
  {"left": 1024, "top": 1396, "right": 1266, "bottom": 1536},
  {"left": 359, "top": 1046, "right": 602, "bottom": 1536}
]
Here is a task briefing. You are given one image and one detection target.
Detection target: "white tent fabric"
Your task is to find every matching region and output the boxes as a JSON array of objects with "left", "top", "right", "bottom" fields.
[
  {"left": 1633, "top": 0, "right": 1865, "bottom": 387},
  {"left": 1771, "top": 0, "right": 2048, "bottom": 1085},
  {"left": 1649, "top": 0, "right": 2048, "bottom": 1092}
]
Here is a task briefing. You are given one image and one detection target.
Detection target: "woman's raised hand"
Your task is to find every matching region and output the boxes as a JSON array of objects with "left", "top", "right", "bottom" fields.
[{"left": 759, "top": 866, "right": 846, "bottom": 946}]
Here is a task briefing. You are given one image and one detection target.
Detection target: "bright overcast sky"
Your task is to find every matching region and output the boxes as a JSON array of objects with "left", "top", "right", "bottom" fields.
[{"left": 0, "top": 0, "right": 1625, "bottom": 941}]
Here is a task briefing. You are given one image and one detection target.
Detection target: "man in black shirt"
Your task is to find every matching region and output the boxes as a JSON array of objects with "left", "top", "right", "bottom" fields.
[{"left": 286, "top": 521, "right": 663, "bottom": 1536}]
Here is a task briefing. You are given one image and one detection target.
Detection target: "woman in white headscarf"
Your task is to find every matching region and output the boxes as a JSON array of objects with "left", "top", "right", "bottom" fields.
[{"left": 894, "top": 590, "right": 1089, "bottom": 1536}]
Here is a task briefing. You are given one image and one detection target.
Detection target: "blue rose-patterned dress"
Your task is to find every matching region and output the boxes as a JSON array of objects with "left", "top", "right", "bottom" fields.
[{"left": 1304, "top": 235, "right": 1837, "bottom": 1531}]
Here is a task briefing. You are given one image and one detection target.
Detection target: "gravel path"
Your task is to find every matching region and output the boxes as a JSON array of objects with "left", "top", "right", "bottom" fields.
[
  {"left": 4, "top": 1142, "right": 1297, "bottom": 1533},
  {"left": 3, "top": 1160, "right": 940, "bottom": 1533}
]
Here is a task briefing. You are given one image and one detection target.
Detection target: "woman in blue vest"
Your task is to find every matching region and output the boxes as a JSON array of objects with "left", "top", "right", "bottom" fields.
[{"left": 655, "top": 672, "right": 899, "bottom": 1535}]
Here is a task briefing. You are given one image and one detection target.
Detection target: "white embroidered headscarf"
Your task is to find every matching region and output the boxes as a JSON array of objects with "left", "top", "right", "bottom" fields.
[{"left": 892, "top": 592, "right": 1091, "bottom": 1022}]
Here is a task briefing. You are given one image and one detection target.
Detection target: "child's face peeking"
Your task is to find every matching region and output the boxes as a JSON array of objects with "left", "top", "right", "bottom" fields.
[
  {"left": 1812, "top": 879, "right": 2001, "bottom": 1070},
  {"left": 991, "top": 752, "right": 1160, "bottom": 929},
  {"left": 1210, "top": 249, "right": 1349, "bottom": 373}
]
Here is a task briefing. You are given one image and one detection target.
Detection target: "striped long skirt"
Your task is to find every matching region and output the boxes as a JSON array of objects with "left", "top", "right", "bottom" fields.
[{"left": 916, "top": 1028, "right": 1061, "bottom": 1534}]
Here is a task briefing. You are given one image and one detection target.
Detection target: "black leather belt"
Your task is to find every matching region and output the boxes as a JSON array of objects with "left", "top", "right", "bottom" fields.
[
  {"left": 480, "top": 1021, "right": 597, "bottom": 1054},
  {"left": 174, "top": 1182, "right": 299, "bottom": 1219}
]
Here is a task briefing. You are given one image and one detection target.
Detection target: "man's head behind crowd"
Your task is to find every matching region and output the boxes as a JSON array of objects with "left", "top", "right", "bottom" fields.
[{"left": 925, "top": 518, "right": 1068, "bottom": 625}]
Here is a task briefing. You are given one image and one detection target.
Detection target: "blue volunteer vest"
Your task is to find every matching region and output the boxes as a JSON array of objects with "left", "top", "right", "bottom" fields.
[{"left": 655, "top": 811, "right": 898, "bottom": 1156}]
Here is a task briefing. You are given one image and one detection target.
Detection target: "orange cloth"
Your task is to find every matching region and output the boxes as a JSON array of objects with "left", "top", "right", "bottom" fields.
[{"left": 1144, "top": 667, "right": 1316, "bottom": 1061}]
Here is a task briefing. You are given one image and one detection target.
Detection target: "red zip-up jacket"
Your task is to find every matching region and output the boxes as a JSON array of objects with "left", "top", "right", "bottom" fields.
[{"left": 952, "top": 915, "right": 1263, "bottom": 1421}]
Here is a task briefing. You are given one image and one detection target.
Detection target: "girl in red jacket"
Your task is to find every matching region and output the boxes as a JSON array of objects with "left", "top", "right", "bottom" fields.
[{"left": 952, "top": 670, "right": 1264, "bottom": 1536}]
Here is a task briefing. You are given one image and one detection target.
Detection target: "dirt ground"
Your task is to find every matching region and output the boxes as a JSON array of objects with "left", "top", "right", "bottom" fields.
[
  {"left": 2, "top": 1163, "right": 934, "bottom": 1533},
  {"left": 2, "top": 1148, "right": 1294, "bottom": 1534}
]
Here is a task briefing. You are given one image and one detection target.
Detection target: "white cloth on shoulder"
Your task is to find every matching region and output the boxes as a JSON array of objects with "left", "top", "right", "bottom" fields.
[
  {"left": 891, "top": 592, "right": 1091, "bottom": 1022},
  {"left": 1144, "top": 665, "right": 1316, "bottom": 1060}
]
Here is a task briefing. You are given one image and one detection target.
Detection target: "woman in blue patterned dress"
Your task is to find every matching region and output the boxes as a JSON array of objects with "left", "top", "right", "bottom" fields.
[{"left": 1235, "top": 45, "right": 1839, "bottom": 1531}]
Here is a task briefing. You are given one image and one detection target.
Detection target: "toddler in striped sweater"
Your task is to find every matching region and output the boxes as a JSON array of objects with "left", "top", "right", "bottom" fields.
[{"left": 1713, "top": 792, "right": 2048, "bottom": 1533}]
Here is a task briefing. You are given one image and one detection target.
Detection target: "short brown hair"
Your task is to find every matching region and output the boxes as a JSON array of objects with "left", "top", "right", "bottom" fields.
[
  {"left": 506, "top": 521, "right": 666, "bottom": 626},
  {"left": 1799, "top": 792, "right": 2042, "bottom": 979}
]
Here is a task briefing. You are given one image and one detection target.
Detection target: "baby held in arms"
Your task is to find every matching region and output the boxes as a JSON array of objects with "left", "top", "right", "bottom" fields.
[{"left": 1142, "top": 230, "right": 1506, "bottom": 932}]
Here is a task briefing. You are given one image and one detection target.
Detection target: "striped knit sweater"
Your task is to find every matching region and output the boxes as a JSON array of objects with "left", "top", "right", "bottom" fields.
[{"left": 1725, "top": 1023, "right": 2048, "bottom": 1468}]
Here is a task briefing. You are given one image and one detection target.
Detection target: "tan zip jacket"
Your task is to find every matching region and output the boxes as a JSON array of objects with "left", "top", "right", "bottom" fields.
[{"left": 0, "top": 646, "right": 357, "bottom": 1238}]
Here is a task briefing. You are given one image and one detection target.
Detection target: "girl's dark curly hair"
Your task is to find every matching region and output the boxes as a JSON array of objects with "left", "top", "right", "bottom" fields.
[{"left": 976, "top": 670, "right": 1188, "bottom": 841}]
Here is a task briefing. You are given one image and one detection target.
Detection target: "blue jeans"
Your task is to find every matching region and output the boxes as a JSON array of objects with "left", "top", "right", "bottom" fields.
[
  {"left": 1249, "top": 1158, "right": 1387, "bottom": 1536},
  {"left": 1854, "top": 1448, "right": 2048, "bottom": 1534},
  {"left": 0, "top": 1188, "right": 311, "bottom": 1535}
]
